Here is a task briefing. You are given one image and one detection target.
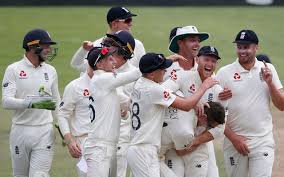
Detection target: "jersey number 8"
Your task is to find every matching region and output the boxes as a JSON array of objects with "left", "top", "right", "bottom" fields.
[{"left": 131, "top": 102, "right": 141, "bottom": 130}]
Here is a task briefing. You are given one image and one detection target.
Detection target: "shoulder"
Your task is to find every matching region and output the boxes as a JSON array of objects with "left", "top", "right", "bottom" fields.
[
  {"left": 4, "top": 60, "right": 22, "bottom": 74},
  {"left": 217, "top": 62, "right": 236, "bottom": 74},
  {"left": 43, "top": 63, "right": 57, "bottom": 73},
  {"left": 93, "top": 37, "right": 104, "bottom": 47},
  {"left": 134, "top": 38, "right": 144, "bottom": 46}
]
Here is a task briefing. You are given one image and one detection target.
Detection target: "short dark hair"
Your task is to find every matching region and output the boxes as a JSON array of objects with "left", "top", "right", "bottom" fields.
[{"left": 204, "top": 102, "right": 225, "bottom": 126}]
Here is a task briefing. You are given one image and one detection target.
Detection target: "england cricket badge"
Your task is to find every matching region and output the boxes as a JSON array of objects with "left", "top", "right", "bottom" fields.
[
  {"left": 188, "top": 84, "right": 196, "bottom": 93},
  {"left": 233, "top": 72, "right": 241, "bottom": 81},
  {"left": 83, "top": 89, "right": 89, "bottom": 96}
]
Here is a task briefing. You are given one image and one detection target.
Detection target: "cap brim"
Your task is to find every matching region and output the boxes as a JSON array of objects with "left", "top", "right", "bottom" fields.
[
  {"left": 160, "top": 59, "right": 173, "bottom": 69},
  {"left": 198, "top": 53, "right": 221, "bottom": 59},
  {"left": 119, "top": 13, "right": 137, "bottom": 20},
  {"left": 233, "top": 40, "right": 257, "bottom": 44},
  {"left": 40, "top": 41, "right": 57, "bottom": 45},
  {"left": 169, "top": 33, "right": 209, "bottom": 53}
]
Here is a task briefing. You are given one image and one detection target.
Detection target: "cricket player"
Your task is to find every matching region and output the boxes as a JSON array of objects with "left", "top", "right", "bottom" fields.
[
  {"left": 216, "top": 29, "right": 284, "bottom": 177},
  {"left": 162, "top": 25, "right": 222, "bottom": 177},
  {"left": 83, "top": 47, "right": 141, "bottom": 177},
  {"left": 57, "top": 46, "right": 104, "bottom": 177},
  {"left": 126, "top": 53, "right": 218, "bottom": 177},
  {"left": 163, "top": 46, "right": 227, "bottom": 177},
  {"left": 102, "top": 30, "right": 138, "bottom": 177},
  {"left": 70, "top": 6, "right": 145, "bottom": 72},
  {"left": 2, "top": 29, "right": 60, "bottom": 177}
]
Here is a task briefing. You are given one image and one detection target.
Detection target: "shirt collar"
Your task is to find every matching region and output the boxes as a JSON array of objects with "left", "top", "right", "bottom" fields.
[
  {"left": 23, "top": 54, "right": 44, "bottom": 68},
  {"left": 234, "top": 57, "right": 260, "bottom": 73},
  {"left": 82, "top": 72, "right": 92, "bottom": 81}
]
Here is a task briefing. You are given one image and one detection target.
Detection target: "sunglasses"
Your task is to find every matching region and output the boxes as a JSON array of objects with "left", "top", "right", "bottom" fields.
[{"left": 117, "top": 18, "right": 132, "bottom": 24}]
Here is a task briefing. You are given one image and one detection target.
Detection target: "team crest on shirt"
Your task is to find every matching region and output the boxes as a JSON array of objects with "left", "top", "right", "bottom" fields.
[
  {"left": 188, "top": 84, "right": 196, "bottom": 93},
  {"left": 170, "top": 69, "right": 177, "bottom": 81},
  {"left": 83, "top": 89, "right": 90, "bottom": 96},
  {"left": 163, "top": 91, "right": 170, "bottom": 100},
  {"left": 19, "top": 70, "right": 27, "bottom": 79},
  {"left": 233, "top": 72, "right": 241, "bottom": 81}
]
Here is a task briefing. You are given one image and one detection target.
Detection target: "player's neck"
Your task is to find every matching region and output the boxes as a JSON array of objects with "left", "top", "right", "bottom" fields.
[
  {"left": 178, "top": 51, "right": 195, "bottom": 70},
  {"left": 25, "top": 52, "right": 41, "bottom": 68}
]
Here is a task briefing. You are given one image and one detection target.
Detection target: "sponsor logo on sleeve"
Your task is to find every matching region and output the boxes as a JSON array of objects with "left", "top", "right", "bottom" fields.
[
  {"left": 3, "top": 82, "right": 9, "bottom": 88},
  {"left": 59, "top": 101, "right": 64, "bottom": 107}
]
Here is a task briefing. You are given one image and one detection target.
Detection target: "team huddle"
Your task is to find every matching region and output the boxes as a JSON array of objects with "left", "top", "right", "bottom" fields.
[{"left": 2, "top": 6, "right": 284, "bottom": 177}]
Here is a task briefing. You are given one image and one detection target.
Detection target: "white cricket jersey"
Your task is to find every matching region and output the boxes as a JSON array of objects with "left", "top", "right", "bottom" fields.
[
  {"left": 116, "top": 61, "right": 137, "bottom": 145},
  {"left": 57, "top": 73, "right": 92, "bottom": 137},
  {"left": 2, "top": 55, "right": 60, "bottom": 125},
  {"left": 216, "top": 58, "right": 283, "bottom": 137},
  {"left": 129, "top": 77, "right": 176, "bottom": 149},
  {"left": 70, "top": 37, "right": 145, "bottom": 72},
  {"left": 163, "top": 69, "right": 225, "bottom": 139},
  {"left": 86, "top": 69, "right": 141, "bottom": 145}
]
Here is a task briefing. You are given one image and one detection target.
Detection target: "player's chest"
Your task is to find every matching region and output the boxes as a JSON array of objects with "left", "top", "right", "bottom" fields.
[{"left": 16, "top": 67, "right": 53, "bottom": 93}]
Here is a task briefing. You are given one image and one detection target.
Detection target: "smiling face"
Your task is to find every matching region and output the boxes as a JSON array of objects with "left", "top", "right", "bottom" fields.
[
  {"left": 178, "top": 35, "right": 201, "bottom": 58},
  {"left": 236, "top": 43, "right": 258, "bottom": 66},
  {"left": 197, "top": 55, "right": 218, "bottom": 81}
]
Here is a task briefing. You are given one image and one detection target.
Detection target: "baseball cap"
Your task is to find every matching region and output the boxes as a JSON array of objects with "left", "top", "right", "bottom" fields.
[
  {"left": 139, "top": 53, "right": 173, "bottom": 73},
  {"left": 169, "top": 26, "right": 209, "bottom": 53},
  {"left": 198, "top": 46, "right": 221, "bottom": 59},
  {"left": 23, "top": 29, "right": 56, "bottom": 50},
  {"left": 256, "top": 54, "right": 271, "bottom": 63},
  {"left": 106, "top": 30, "right": 135, "bottom": 53},
  {"left": 233, "top": 29, "right": 259, "bottom": 44},
  {"left": 107, "top": 7, "right": 137, "bottom": 24},
  {"left": 86, "top": 47, "right": 116, "bottom": 69}
]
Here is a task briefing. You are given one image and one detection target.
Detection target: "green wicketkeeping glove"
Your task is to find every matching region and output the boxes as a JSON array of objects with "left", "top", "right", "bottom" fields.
[{"left": 31, "top": 100, "right": 56, "bottom": 110}]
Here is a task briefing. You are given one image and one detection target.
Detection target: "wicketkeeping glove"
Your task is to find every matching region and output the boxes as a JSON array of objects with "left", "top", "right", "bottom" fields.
[{"left": 30, "top": 100, "right": 56, "bottom": 110}]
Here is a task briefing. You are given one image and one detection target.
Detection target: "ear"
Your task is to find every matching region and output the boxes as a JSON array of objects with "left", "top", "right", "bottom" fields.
[{"left": 177, "top": 40, "right": 183, "bottom": 48}]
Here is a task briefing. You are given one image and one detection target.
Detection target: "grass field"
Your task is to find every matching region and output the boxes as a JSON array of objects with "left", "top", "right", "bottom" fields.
[{"left": 0, "top": 6, "right": 284, "bottom": 177}]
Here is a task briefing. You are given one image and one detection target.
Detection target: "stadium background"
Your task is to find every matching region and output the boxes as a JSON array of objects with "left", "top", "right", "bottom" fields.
[{"left": 0, "top": 2, "right": 284, "bottom": 177}]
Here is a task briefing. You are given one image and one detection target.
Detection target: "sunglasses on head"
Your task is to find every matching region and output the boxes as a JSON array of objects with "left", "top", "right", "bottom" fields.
[{"left": 117, "top": 18, "right": 132, "bottom": 24}]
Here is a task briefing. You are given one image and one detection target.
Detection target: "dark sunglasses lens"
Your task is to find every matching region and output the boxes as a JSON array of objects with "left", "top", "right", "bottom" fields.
[{"left": 124, "top": 18, "right": 132, "bottom": 23}]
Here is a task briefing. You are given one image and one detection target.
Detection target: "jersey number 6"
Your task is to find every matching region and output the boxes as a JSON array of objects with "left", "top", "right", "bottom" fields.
[{"left": 89, "top": 96, "right": 95, "bottom": 123}]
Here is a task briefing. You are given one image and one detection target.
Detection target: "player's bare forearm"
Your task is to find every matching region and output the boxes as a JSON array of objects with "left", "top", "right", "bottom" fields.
[
  {"left": 268, "top": 84, "right": 284, "bottom": 111},
  {"left": 176, "top": 131, "right": 213, "bottom": 156}
]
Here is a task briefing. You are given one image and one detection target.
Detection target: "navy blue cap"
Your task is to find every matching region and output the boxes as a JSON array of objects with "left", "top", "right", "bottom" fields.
[
  {"left": 23, "top": 29, "right": 56, "bottom": 50},
  {"left": 139, "top": 53, "right": 173, "bottom": 73},
  {"left": 257, "top": 54, "right": 271, "bottom": 63},
  {"left": 233, "top": 29, "right": 259, "bottom": 44},
  {"left": 198, "top": 46, "right": 221, "bottom": 59},
  {"left": 107, "top": 7, "right": 137, "bottom": 24},
  {"left": 86, "top": 47, "right": 115, "bottom": 70},
  {"left": 106, "top": 30, "right": 135, "bottom": 53}
]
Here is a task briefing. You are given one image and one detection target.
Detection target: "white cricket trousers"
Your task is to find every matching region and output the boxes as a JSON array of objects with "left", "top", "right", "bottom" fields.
[
  {"left": 75, "top": 135, "right": 87, "bottom": 177},
  {"left": 117, "top": 143, "right": 129, "bottom": 177},
  {"left": 127, "top": 145, "right": 160, "bottom": 177},
  {"left": 182, "top": 144, "right": 209, "bottom": 177},
  {"left": 223, "top": 132, "right": 275, "bottom": 177},
  {"left": 9, "top": 123, "right": 55, "bottom": 177},
  {"left": 84, "top": 142, "right": 116, "bottom": 177},
  {"left": 206, "top": 141, "right": 219, "bottom": 177}
]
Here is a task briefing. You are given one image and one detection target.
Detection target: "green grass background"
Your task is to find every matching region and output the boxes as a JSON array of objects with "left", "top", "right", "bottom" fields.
[{"left": 0, "top": 6, "right": 284, "bottom": 177}]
